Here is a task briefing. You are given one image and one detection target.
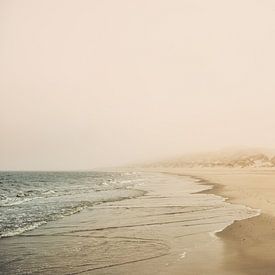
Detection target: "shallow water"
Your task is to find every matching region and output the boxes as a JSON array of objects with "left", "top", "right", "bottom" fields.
[
  {"left": 0, "top": 172, "right": 259, "bottom": 274},
  {"left": 0, "top": 171, "right": 145, "bottom": 238}
]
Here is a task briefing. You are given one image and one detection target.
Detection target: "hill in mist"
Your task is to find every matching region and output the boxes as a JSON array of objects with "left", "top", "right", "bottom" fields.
[{"left": 144, "top": 148, "right": 275, "bottom": 169}]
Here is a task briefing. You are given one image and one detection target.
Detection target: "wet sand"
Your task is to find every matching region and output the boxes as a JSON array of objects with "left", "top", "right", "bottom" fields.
[{"left": 160, "top": 168, "right": 275, "bottom": 275}]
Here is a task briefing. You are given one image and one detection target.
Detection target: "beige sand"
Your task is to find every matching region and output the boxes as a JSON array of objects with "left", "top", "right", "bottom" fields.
[{"left": 159, "top": 168, "right": 275, "bottom": 274}]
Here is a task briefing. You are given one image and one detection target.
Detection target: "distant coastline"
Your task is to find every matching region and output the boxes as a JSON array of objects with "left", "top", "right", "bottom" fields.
[{"left": 142, "top": 148, "right": 275, "bottom": 169}]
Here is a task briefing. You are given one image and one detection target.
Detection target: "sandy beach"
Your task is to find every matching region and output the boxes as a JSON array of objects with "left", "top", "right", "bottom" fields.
[
  {"left": 0, "top": 170, "right": 258, "bottom": 275},
  {"left": 1, "top": 168, "right": 275, "bottom": 274},
  {"left": 156, "top": 167, "right": 275, "bottom": 274},
  {"left": 2, "top": 0, "right": 275, "bottom": 274}
]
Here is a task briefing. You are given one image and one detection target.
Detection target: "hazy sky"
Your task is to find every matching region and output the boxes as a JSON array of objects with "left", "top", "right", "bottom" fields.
[{"left": 1, "top": 0, "right": 275, "bottom": 170}]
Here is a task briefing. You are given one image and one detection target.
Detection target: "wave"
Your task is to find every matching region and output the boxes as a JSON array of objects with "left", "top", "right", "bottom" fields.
[
  {"left": 0, "top": 196, "right": 35, "bottom": 207},
  {"left": 0, "top": 188, "right": 146, "bottom": 238},
  {"left": 0, "top": 221, "right": 47, "bottom": 238}
]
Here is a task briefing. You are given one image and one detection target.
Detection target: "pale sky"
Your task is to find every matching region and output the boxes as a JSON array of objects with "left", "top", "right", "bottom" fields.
[{"left": 1, "top": 0, "right": 275, "bottom": 170}]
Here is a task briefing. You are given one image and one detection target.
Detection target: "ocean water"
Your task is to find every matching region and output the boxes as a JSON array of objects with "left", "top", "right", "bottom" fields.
[{"left": 0, "top": 171, "right": 145, "bottom": 238}]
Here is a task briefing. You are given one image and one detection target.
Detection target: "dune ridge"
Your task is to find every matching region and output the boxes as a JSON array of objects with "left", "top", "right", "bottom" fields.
[{"left": 144, "top": 148, "right": 275, "bottom": 168}]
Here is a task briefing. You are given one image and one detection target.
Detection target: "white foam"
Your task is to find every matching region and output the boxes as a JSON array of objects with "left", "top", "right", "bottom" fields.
[
  {"left": 209, "top": 207, "right": 261, "bottom": 239},
  {"left": 0, "top": 221, "right": 47, "bottom": 238}
]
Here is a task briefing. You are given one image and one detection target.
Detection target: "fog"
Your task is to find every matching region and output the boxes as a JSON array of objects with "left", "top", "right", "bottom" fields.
[{"left": 1, "top": 0, "right": 275, "bottom": 170}]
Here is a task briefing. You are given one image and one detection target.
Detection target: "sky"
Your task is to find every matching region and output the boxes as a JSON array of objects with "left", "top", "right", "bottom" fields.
[{"left": 1, "top": 0, "right": 275, "bottom": 170}]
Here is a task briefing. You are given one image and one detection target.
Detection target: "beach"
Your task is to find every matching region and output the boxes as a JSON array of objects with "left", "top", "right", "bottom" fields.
[
  {"left": 1, "top": 169, "right": 274, "bottom": 274},
  {"left": 0, "top": 170, "right": 257, "bottom": 274},
  {"left": 2, "top": 0, "right": 275, "bottom": 273},
  {"left": 159, "top": 168, "right": 275, "bottom": 274}
]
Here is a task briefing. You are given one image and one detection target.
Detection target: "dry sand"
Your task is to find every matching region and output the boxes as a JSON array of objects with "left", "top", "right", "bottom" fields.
[{"left": 159, "top": 168, "right": 275, "bottom": 274}]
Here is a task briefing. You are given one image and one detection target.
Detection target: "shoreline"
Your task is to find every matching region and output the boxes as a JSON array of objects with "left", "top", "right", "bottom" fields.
[
  {"left": 2, "top": 168, "right": 275, "bottom": 274},
  {"left": 0, "top": 173, "right": 235, "bottom": 275},
  {"left": 0, "top": 170, "right": 249, "bottom": 274},
  {"left": 152, "top": 168, "right": 275, "bottom": 274}
]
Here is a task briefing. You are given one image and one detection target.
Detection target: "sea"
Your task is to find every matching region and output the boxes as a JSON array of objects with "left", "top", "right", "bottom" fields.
[{"left": 0, "top": 171, "right": 145, "bottom": 238}]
